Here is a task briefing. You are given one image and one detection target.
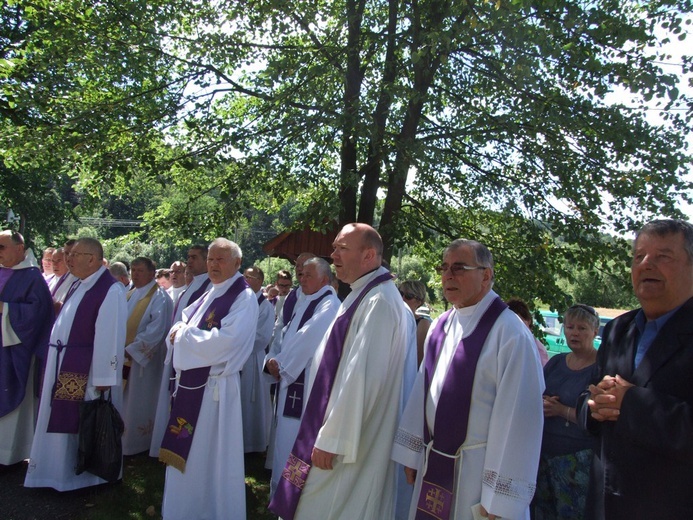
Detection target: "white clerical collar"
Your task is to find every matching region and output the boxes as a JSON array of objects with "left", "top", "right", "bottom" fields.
[
  {"left": 131, "top": 279, "right": 157, "bottom": 299},
  {"left": 211, "top": 271, "right": 241, "bottom": 290},
  {"left": 349, "top": 266, "right": 388, "bottom": 291},
  {"left": 11, "top": 254, "right": 38, "bottom": 270},
  {"left": 453, "top": 289, "right": 496, "bottom": 317},
  {"left": 79, "top": 266, "right": 107, "bottom": 288},
  {"left": 303, "top": 285, "right": 334, "bottom": 302}
]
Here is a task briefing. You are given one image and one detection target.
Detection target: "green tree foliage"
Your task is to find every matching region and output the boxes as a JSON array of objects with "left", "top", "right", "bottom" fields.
[
  {"left": 0, "top": 0, "right": 180, "bottom": 238},
  {"left": 162, "top": 0, "right": 691, "bottom": 251},
  {"left": 1, "top": 0, "right": 690, "bottom": 312}
]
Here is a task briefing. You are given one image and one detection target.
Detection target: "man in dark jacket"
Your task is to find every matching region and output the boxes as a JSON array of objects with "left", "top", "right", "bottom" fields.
[{"left": 579, "top": 218, "right": 693, "bottom": 519}]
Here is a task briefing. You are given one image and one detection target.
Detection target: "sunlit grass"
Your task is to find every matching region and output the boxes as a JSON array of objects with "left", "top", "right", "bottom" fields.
[{"left": 75, "top": 452, "right": 274, "bottom": 519}]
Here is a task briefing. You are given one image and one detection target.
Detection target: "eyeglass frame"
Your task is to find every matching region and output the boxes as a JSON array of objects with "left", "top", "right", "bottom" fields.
[{"left": 435, "top": 262, "right": 488, "bottom": 276}]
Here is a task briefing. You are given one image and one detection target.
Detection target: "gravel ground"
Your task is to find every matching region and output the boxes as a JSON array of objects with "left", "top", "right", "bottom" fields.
[{"left": 0, "top": 461, "right": 119, "bottom": 520}]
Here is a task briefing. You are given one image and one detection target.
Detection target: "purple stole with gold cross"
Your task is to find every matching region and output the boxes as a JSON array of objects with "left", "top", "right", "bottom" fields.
[
  {"left": 158, "top": 276, "right": 248, "bottom": 473},
  {"left": 415, "top": 297, "right": 507, "bottom": 520},
  {"left": 282, "top": 289, "right": 332, "bottom": 419},
  {"left": 269, "top": 272, "right": 393, "bottom": 520},
  {"left": 46, "top": 269, "right": 117, "bottom": 433}
]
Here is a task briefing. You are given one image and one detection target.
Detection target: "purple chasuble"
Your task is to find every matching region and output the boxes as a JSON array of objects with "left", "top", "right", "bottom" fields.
[
  {"left": 0, "top": 267, "right": 54, "bottom": 417},
  {"left": 269, "top": 272, "right": 393, "bottom": 520},
  {"left": 282, "top": 288, "right": 299, "bottom": 327},
  {"left": 159, "top": 276, "right": 248, "bottom": 473},
  {"left": 46, "top": 269, "right": 116, "bottom": 433},
  {"left": 415, "top": 297, "right": 507, "bottom": 520},
  {"left": 282, "top": 290, "right": 332, "bottom": 419}
]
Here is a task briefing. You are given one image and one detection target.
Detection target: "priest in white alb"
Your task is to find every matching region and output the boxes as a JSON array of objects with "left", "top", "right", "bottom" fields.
[
  {"left": 149, "top": 246, "right": 210, "bottom": 458},
  {"left": 240, "top": 265, "right": 274, "bottom": 453},
  {"left": 269, "top": 223, "right": 411, "bottom": 520},
  {"left": 159, "top": 238, "right": 257, "bottom": 520},
  {"left": 25, "top": 238, "right": 126, "bottom": 491},
  {"left": 264, "top": 257, "right": 340, "bottom": 497},
  {"left": 392, "top": 239, "right": 544, "bottom": 520},
  {"left": 121, "top": 256, "right": 173, "bottom": 455}
]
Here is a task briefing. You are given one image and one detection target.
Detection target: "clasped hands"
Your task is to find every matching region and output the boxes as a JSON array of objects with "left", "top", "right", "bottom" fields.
[
  {"left": 265, "top": 358, "right": 280, "bottom": 380},
  {"left": 168, "top": 322, "right": 184, "bottom": 345},
  {"left": 587, "top": 374, "right": 634, "bottom": 421}
]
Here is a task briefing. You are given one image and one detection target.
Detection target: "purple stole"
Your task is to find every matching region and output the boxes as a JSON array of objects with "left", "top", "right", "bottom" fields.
[
  {"left": 172, "top": 277, "right": 211, "bottom": 322},
  {"left": 50, "top": 272, "right": 69, "bottom": 297},
  {"left": 282, "top": 288, "right": 298, "bottom": 326},
  {"left": 282, "top": 290, "right": 332, "bottom": 419},
  {"left": 46, "top": 270, "right": 116, "bottom": 433},
  {"left": 415, "top": 297, "right": 507, "bottom": 520},
  {"left": 269, "top": 272, "right": 393, "bottom": 520},
  {"left": 159, "top": 276, "right": 248, "bottom": 473}
]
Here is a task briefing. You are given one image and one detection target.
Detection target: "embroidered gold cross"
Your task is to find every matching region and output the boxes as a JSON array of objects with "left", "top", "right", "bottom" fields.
[
  {"left": 282, "top": 455, "right": 308, "bottom": 488},
  {"left": 425, "top": 487, "right": 445, "bottom": 515}
]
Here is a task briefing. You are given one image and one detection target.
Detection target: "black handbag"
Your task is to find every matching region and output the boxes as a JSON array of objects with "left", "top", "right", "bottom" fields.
[{"left": 76, "top": 390, "right": 125, "bottom": 482}]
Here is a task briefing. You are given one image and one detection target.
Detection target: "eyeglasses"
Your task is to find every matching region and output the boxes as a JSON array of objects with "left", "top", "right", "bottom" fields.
[
  {"left": 569, "top": 304, "right": 598, "bottom": 318},
  {"left": 400, "top": 291, "right": 417, "bottom": 300},
  {"left": 67, "top": 252, "right": 94, "bottom": 259},
  {"left": 277, "top": 283, "right": 292, "bottom": 288},
  {"left": 435, "top": 263, "right": 487, "bottom": 276},
  {"left": 244, "top": 274, "right": 261, "bottom": 281}
]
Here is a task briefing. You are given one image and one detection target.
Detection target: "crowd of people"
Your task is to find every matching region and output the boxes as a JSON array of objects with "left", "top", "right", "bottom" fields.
[{"left": 0, "top": 217, "right": 691, "bottom": 520}]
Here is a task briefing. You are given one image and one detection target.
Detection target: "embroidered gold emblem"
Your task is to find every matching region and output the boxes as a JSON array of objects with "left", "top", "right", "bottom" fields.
[
  {"left": 425, "top": 487, "right": 446, "bottom": 515},
  {"left": 281, "top": 453, "right": 310, "bottom": 489},
  {"left": 169, "top": 417, "right": 194, "bottom": 438},
  {"left": 205, "top": 309, "right": 219, "bottom": 330},
  {"left": 53, "top": 371, "right": 88, "bottom": 401}
]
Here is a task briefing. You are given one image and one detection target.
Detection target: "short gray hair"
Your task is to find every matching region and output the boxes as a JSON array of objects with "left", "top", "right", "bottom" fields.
[
  {"left": 209, "top": 238, "right": 242, "bottom": 259},
  {"left": 443, "top": 239, "right": 495, "bottom": 282},
  {"left": 303, "top": 257, "right": 332, "bottom": 280}
]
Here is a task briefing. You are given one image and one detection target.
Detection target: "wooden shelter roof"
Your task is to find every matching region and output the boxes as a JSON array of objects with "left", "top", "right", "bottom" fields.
[{"left": 262, "top": 225, "right": 339, "bottom": 263}]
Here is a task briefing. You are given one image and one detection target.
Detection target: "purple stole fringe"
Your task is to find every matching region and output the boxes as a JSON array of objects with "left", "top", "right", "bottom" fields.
[
  {"left": 46, "top": 270, "right": 116, "bottom": 433},
  {"left": 282, "top": 290, "right": 331, "bottom": 419},
  {"left": 158, "top": 276, "right": 248, "bottom": 473},
  {"left": 415, "top": 297, "right": 507, "bottom": 520},
  {"left": 269, "top": 272, "right": 393, "bottom": 520}
]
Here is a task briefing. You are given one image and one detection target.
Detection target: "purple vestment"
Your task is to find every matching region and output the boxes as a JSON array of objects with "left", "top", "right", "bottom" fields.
[
  {"left": 159, "top": 276, "right": 248, "bottom": 472},
  {"left": 282, "top": 290, "right": 332, "bottom": 419},
  {"left": 269, "top": 272, "right": 393, "bottom": 520},
  {"left": 46, "top": 269, "right": 116, "bottom": 433},
  {"left": 0, "top": 266, "right": 54, "bottom": 418},
  {"left": 415, "top": 297, "right": 507, "bottom": 520}
]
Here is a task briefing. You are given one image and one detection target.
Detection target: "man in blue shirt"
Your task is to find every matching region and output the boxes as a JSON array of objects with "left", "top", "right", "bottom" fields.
[{"left": 579, "top": 219, "right": 693, "bottom": 519}]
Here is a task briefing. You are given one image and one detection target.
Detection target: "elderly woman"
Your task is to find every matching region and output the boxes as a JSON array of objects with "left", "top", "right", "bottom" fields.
[
  {"left": 398, "top": 280, "right": 431, "bottom": 365},
  {"left": 532, "top": 304, "right": 599, "bottom": 520}
]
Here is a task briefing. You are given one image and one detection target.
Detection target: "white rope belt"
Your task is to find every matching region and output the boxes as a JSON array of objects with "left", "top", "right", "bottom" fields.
[
  {"left": 422, "top": 439, "right": 487, "bottom": 475},
  {"left": 172, "top": 374, "right": 224, "bottom": 401}
]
